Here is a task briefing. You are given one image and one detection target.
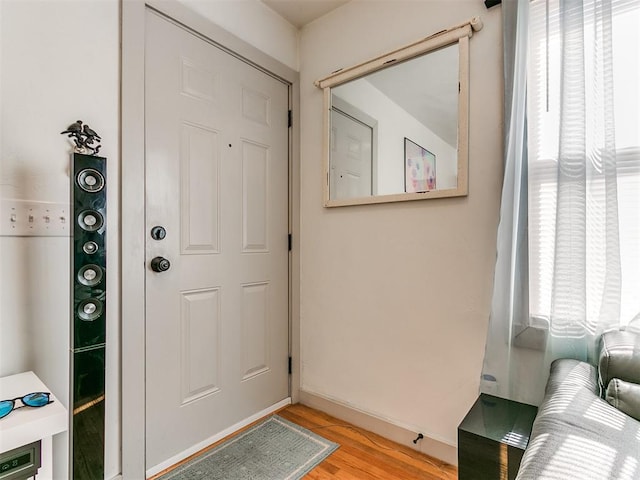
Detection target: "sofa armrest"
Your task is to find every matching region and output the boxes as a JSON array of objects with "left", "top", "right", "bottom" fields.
[{"left": 598, "top": 330, "right": 640, "bottom": 391}]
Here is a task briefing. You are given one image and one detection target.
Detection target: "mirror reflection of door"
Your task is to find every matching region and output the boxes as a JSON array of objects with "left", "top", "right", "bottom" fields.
[{"left": 330, "top": 97, "right": 377, "bottom": 200}]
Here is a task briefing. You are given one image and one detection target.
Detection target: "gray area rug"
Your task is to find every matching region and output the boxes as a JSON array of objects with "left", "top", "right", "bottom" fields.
[{"left": 159, "top": 415, "right": 339, "bottom": 480}]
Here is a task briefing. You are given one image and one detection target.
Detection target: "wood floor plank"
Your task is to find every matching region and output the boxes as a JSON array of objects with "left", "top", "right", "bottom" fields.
[{"left": 297, "top": 425, "right": 429, "bottom": 480}]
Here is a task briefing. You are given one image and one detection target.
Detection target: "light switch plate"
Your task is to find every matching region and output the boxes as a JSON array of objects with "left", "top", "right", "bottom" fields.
[{"left": 0, "top": 199, "right": 71, "bottom": 237}]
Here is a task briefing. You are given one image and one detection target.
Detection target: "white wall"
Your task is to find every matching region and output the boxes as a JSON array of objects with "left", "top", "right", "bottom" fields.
[
  {"left": 0, "top": 1, "right": 297, "bottom": 478},
  {"left": 299, "top": 1, "right": 503, "bottom": 452}
]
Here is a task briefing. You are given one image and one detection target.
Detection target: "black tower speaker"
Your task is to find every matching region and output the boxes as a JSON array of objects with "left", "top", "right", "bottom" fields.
[{"left": 71, "top": 153, "right": 106, "bottom": 479}]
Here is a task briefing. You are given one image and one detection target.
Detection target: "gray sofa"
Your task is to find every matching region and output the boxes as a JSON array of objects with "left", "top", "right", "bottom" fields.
[{"left": 516, "top": 330, "right": 640, "bottom": 480}]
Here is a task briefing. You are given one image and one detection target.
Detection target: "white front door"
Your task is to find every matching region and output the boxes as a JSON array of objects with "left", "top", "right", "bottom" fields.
[{"left": 144, "top": 10, "right": 290, "bottom": 471}]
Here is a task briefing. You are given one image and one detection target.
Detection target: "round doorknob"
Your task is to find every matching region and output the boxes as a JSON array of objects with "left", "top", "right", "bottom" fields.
[{"left": 150, "top": 256, "right": 171, "bottom": 272}]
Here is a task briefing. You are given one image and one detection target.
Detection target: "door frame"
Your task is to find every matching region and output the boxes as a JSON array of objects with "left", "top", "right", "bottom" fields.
[{"left": 121, "top": 2, "right": 301, "bottom": 478}]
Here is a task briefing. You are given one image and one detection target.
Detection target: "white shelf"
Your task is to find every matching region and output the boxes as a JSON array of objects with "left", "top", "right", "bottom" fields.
[{"left": 0, "top": 371, "right": 68, "bottom": 453}]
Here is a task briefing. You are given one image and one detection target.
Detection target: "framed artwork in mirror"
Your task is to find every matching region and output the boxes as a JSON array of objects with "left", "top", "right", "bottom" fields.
[{"left": 404, "top": 138, "right": 436, "bottom": 193}]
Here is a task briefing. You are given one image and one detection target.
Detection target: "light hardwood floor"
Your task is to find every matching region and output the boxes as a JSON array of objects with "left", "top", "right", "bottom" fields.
[
  {"left": 280, "top": 404, "right": 458, "bottom": 480},
  {"left": 151, "top": 403, "right": 458, "bottom": 479}
]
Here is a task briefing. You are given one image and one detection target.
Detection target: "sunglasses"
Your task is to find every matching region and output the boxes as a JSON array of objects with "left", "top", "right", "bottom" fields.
[{"left": 0, "top": 392, "right": 53, "bottom": 419}]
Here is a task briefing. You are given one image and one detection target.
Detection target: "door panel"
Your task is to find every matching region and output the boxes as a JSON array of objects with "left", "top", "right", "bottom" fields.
[
  {"left": 242, "top": 142, "right": 271, "bottom": 253},
  {"left": 180, "top": 288, "right": 221, "bottom": 404},
  {"left": 144, "top": 10, "right": 289, "bottom": 471},
  {"left": 180, "top": 123, "right": 220, "bottom": 254},
  {"left": 241, "top": 282, "right": 270, "bottom": 379}
]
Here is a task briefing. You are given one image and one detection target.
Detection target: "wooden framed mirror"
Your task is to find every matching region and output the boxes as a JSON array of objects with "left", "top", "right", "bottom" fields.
[{"left": 315, "top": 18, "right": 482, "bottom": 207}]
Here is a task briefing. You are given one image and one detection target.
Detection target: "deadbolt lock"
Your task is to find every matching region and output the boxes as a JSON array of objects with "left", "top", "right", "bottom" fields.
[{"left": 151, "top": 226, "right": 167, "bottom": 240}]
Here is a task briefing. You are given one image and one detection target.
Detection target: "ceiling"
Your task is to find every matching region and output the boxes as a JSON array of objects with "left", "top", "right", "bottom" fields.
[{"left": 260, "top": 0, "right": 350, "bottom": 28}]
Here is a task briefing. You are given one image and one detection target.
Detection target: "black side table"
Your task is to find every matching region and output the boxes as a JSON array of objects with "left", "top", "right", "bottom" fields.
[{"left": 458, "top": 394, "right": 538, "bottom": 480}]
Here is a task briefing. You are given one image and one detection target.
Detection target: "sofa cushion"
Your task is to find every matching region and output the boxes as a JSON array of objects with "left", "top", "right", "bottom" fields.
[
  {"left": 606, "top": 378, "right": 640, "bottom": 422},
  {"left": 598, "top": 330, "right": 640, "bottom": 391},
  {"left": 516, "top": 359, "right": 640, "bottom": 480}
]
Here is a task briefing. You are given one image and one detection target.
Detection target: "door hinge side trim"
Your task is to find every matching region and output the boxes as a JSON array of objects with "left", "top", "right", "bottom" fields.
[
  {"left": 288, "top": 356, "right": 292, "bottom": 375},
  {"left": 288, "top": 110, "right": 293, "bottom": 128},
  {"left": 288, "top": 233, "right": 292, "bottom": 251}
]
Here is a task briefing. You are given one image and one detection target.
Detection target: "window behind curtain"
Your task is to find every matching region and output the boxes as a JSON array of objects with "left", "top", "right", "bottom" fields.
[{"left": 527, "top": 0, "right": 640, "bottom": 328}]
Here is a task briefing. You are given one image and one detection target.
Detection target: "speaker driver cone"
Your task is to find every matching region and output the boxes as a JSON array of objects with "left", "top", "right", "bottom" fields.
[
  {"left": 77, "top": 168, "right": 105, "bottom": 193},
  {"left": 77, "top": 264, "right": 103, "bottom": 287},
  {"left": 78, "top": 210, "right": 104, "bottom": 232},
  {"left": 83, "top": 241, "right": 99, "bottom": 254},
  {"left": 78, "top": 299, "right": 103, "bottom": 322}
]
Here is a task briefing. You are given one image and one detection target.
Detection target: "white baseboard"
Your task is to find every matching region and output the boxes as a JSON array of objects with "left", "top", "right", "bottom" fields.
[
  {"left": 298, "top": 389, "right": 458, "bottom": 466},
  {"left": 146, "top": 397, "right": 292, "bottom": 477}
]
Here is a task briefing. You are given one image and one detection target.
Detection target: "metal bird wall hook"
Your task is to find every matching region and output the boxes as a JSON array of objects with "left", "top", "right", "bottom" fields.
[{"left": 61, "top": 120, "right": 102, "bottom": 155}]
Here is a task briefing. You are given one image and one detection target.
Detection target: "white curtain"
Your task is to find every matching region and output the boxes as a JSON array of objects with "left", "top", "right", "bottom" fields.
[
  {"left": 481, "top": 0, "right": 640, "bottom": 406},
  {"left": 547, "top": 0, "right": 620, "bottom": 359},
  {"left": 480, "top": 0, "right": 536, "bottom": 405}
]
